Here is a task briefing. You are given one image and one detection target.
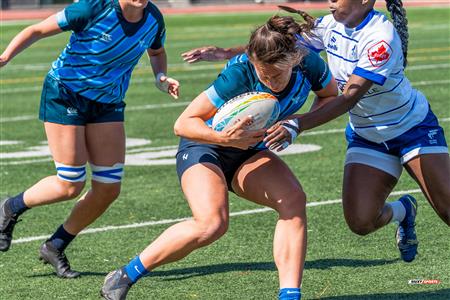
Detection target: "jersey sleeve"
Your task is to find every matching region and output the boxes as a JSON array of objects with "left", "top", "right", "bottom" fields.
[
  {"left": 353, "top": 29, "right": 401, "bottom": 86},
  {"left": 301, "top": 50, "right": 332, "bottom": 91},
  {"left": 148, "top": 2, "right": 166, "bottom": 49},
  {"left": 296, "top": 16, "right": 328, "bottom": 53},
  {"left": 56, "top": 0, "right": 104, "bottom": 32},
  {"left": 204, "top": 64, "right": 251, "bottom": 108}
]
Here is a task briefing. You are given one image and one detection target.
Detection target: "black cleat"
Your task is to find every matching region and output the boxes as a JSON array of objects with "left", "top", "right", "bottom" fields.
[
  {"left": 100, "top": 267, "right": 133, "bottom": 300},
  {"left": 0, "top": 198, "right": 20, "bottom": 252},
  {"left": 39, "top": 241, "right": 80, "bottom": 278}
]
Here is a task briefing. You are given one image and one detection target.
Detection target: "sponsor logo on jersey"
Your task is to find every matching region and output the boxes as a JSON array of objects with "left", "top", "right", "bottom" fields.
[
  {"left": 100, "top": 33, "right": 112, "bottom": 42},
  {"left": 368, "top": 40, "right": 393, "bottom": 68},
  {"left": 327, "top": 35, "right": 338, "bottom": 51}
]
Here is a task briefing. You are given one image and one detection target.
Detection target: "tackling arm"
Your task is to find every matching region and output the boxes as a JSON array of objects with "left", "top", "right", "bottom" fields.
[{"left": 181, "top": 45, "right": 246, "bottom": 63}]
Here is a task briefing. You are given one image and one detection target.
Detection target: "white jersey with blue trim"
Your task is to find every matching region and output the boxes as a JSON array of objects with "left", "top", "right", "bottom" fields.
[{"left": 301, "top": 10, "right": 428, "bottom": 143}]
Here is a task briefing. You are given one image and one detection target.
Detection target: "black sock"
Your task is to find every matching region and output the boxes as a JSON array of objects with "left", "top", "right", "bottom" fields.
[
  {"left": 48, "top": 225, "right": 76, "bottom": 252},
  {"left": 6, "top": 192, "right": 29, "bottom": 216}
]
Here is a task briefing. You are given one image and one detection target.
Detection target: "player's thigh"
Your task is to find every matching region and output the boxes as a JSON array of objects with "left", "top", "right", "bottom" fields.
[
  {"left": 44, "top": 122, "right": 88, "bottom": 165},
  {"left": 180, "top": 163, "right": 229, "bottom": 223},
  {"left": 404, "top": 153, "right": 450, "bottom": 219},
  {"left": 85, "top": 122, "right": 125, "bottom": 165},
  {"left": 343, "top": 163, "right": 397, "bottom": 222},
  {"left": 232, "top": 150, "right": 305, "bottom": 216}
]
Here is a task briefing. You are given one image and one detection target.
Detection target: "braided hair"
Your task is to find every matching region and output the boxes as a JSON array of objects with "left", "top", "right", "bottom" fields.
[{"left": 385, "top": 0, "right": 409, "bottom": 67}]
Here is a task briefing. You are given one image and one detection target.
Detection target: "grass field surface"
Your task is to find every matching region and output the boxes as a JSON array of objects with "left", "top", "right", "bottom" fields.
[{"left": 0, "top": 7, "right": 449, "bottom": 300}]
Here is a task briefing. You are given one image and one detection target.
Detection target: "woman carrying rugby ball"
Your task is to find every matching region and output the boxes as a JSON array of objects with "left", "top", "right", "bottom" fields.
[
  {"left": 101, "top": 15, "right": 338, "bottom": 300},
  {"left": 182, "top": 0, "right": 450, "bottom": 265}
]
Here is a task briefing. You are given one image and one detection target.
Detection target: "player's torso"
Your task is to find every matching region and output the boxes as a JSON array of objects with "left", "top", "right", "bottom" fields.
[
  {"left": 224, "top": 55, "right": 313, "bottom": 120},
  {"left": 318, "top": 13, "right": 428, "bottom": 142},
  {"left": 51, "top": 2, "right": 161, "bottom": 103}
]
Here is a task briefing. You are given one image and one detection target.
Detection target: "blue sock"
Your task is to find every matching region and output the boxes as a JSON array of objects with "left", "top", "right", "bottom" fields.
[
  {"left": 6, "top": 192, "right": 29, "bottom": 216},
  {"left": 279, "top": 288, "right": 301, "bottom": 300},
  {"left": 48, "top": 225, "right": 76, "bottom": 252},
  {"left": 125, "top": 256, "right": 149, "bottom": 284}
]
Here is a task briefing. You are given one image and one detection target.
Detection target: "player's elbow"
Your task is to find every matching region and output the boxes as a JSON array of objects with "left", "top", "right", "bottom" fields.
[{"left": 173, "top": 117, "right": 184, "bottom": 137}]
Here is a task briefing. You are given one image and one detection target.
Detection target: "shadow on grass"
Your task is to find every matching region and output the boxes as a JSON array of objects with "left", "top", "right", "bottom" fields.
[
  {"left": 150, "top": 258, "right": 397, "bottom": 281},
  {"left": 315, "top": 289, "right": 450, "bottom": 300},
  {"left": 25, "top": 258, "right": 398, "bottom": 280}
]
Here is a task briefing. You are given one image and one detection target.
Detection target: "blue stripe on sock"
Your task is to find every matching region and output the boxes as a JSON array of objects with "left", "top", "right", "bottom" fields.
[{"left": 125, "top": 256, "right": 149, "bottom": 284}]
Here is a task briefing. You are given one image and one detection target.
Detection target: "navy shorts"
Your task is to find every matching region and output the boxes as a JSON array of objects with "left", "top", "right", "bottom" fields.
[
  {"left": 39, "top": 75, "right": 126, "bottom": 125},
  {"left": 345, "top": 107, "right": 448, "bottom": 178},
  {"left": 176, "top": 138, "right": 260, "bottom": 191}
]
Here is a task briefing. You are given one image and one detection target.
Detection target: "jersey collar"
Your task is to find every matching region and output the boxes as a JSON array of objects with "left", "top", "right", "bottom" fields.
[{"left": 354, "top": 9, "right": 375, "bottom": 31}]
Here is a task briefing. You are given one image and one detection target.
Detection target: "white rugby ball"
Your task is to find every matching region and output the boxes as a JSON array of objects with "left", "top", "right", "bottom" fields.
[{"left": 212, "top": 92, "right": 280, "bottom": 132}]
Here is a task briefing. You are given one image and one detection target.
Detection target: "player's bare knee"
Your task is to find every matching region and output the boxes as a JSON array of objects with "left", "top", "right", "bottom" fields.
[
  {"left": 196, "top": 216, "right": 229, "bottom": 245},
  {"left": 92, "top": 184, "right": 121, "bottom": 203},
  {"left": 275, "top": 189, "right": 307, "bottom": 218},
  {"left": 55, "top": 162, "right": 87, "bottom": 199},
  {"left": 55, "top": 180, "right": 85, "bottom": 200},
  {"left": 346, "top": 216, "right": 376, "bottom": 236}
]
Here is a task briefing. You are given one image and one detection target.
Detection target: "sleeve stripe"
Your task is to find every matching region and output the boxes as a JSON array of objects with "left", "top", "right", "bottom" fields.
[
  {"left": 56, "top": 10, "right": 69, "bottom": 30},
  {"left": 204, "top": 86, "right": 225, "bottom": 108},
  {"left": 353, "top": 67, "right": 387, "bottom": 86}
]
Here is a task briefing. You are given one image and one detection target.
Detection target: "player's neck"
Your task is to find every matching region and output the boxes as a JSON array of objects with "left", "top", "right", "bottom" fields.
[
  {"left": 119, "top": 1, "right": 145, "bottom": 23},
  {"left": 344, "top": 9, "right": 373, "bottom": 29}
]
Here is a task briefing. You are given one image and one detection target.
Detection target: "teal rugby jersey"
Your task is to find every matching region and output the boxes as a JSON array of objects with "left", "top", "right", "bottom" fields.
[
  {"left": 204, "top": 50, "right": 331, "bottom": 149},
  {"left": 50, "top": 0, "right": 166, "bottom": 104}
]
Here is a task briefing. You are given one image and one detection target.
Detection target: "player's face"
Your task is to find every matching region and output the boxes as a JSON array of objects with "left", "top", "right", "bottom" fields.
[
  {"left": 253, "top": 62, "right": 292, "bottom": 93},
  {"left": 328, "top": 0, "right": 374, "bottom": 28}
]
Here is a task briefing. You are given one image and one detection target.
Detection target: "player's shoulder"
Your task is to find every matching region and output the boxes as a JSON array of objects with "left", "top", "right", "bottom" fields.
[
  {"left": 316, "top": 14, "right": 335, "bottom": 27},
  {"left": 146, "top": 1, "right": 164, "bottom": 21},
  {"left": 360, "top": 11, "right": 396, "bottom": 42}
]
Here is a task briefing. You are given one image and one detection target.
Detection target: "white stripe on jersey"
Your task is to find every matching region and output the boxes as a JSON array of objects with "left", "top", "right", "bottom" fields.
[{"left": 301, "top": 11, "right": 429, "bottom": 143}]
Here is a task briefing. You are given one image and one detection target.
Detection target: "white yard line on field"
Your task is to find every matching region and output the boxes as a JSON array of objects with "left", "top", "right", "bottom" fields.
[{"left": 12, "top": 189, "right": 422, "bottom": 244}]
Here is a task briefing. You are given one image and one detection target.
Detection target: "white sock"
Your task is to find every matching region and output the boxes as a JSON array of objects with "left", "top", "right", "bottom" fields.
[{"left": 389, "top": 201, "right": 406, "bottom": 224}]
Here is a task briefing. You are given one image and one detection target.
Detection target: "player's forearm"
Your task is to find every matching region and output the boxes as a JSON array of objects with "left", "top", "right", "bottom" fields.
[
  {"left": 174, "top": 117, "right": 225, "bottom": 145},
  {"left": 1, "top": 27, "right": 44, "bottom": 62},
  {"left": 223, "top": 45, "right": 246, "bottom": 59},
  {"left": 149, "top": 49, "right": 168, "bottom": 77},
  {"left": 295, "top": 94, "right": 354, "bottom": 132}
]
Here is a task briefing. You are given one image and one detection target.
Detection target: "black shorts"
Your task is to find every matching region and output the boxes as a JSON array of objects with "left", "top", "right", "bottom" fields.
[{"left": 176, "top": 138, "right": 260, "bottom": 191}]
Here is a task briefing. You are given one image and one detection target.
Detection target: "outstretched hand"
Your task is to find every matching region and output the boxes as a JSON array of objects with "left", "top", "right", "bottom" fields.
[
  {"left": 181, "top": 46, "right": 228, "bottom": 63},
  {"left": 0, "top": 55, "right": 9, "bottom": 68}
]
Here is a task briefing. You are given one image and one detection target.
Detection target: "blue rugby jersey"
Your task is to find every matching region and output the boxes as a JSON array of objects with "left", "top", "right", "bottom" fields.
[
  {"left": 50, "top": 0, "right": 166, "bottom": 104},
  {"left": 204, "top": 50, "right": 331, "bottom": 150}
]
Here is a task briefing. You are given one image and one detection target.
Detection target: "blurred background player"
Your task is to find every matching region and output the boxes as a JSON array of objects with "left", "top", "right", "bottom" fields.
[
  {"left": 0, "top": 0, "right": 179, "bottom": 278},
  {"left": 100, "top": 14, "right": 338, "bottom": 300},
  {"left": 182, "top": 0, "right": 450, "bottom": 263}
]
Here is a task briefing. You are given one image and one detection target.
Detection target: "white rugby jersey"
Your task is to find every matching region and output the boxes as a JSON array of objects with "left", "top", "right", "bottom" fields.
[{"left": 300, "top": 10, "right": 428, "bottom": 143}]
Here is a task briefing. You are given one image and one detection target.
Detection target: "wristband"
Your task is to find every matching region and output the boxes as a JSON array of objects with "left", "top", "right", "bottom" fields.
[
  {"left": 155, "top": 72, "right": 169, "bottom": 92},
  {"left": 281, "top": 119, "right": 300, "bottom": 143}
]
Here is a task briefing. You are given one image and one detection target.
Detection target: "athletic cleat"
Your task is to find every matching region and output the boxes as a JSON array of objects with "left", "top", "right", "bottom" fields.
[
  {"left": 100, "top": 267, "right": 133, "bottom": 300},
  {"left": 396, "top": 195, "right": 419, "bottom": 262},
  {"left": 0, "top": 198, "right": 20, "bottom": 252},
  {"left": 39, "top": 241, "right": 80, "bottom": 278}
]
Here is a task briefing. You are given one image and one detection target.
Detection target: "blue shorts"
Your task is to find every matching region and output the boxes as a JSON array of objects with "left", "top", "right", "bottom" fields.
[
  {"left": 176, "top": 138, "right": 260, "bottom": 191},
  {"left": 345, "top": 107, "right": 448, "bottom": 178},
  {"left": 39, "top": 75, "right": 126, "bottom": 125}
]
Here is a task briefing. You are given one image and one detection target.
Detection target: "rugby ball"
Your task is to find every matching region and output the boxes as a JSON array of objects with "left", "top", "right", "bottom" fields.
[{"left": 212, "top": 92, "right": 280, "bottom": 131}]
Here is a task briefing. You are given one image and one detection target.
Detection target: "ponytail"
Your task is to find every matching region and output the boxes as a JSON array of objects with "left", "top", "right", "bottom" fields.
[
  {"left": 278, "top": 5, "right": 316, "bottom": 36},
  {"left": 386, "top": 0, "right": 409, "bottom": 67}
]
